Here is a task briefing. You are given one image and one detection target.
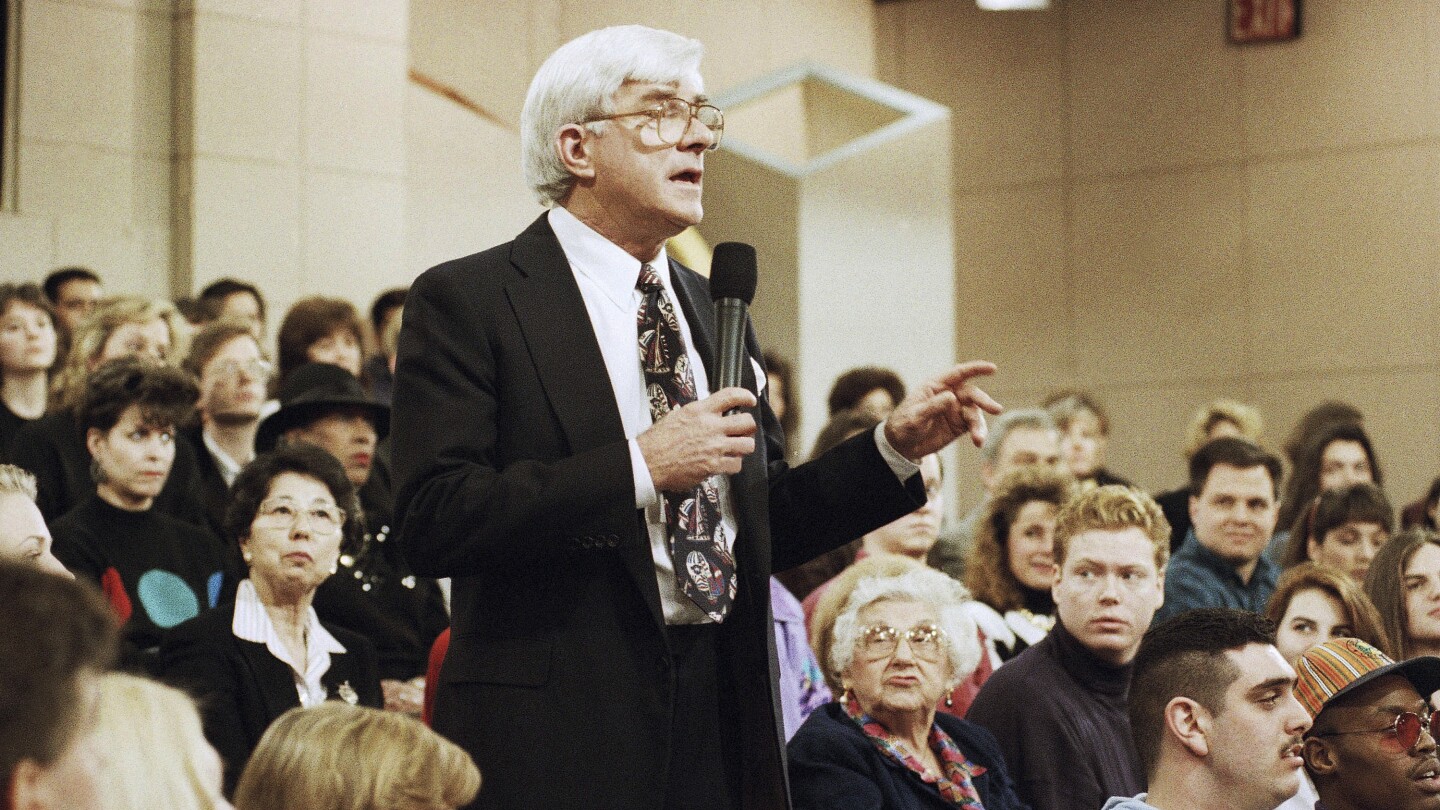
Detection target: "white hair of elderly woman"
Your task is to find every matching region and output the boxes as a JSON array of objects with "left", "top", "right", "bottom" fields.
[
  {"left": 828, "top": 568, "right": 983, "bottom": 692},
  {"left": 520, "top": 25, "right": 705, "bottom": 207}
]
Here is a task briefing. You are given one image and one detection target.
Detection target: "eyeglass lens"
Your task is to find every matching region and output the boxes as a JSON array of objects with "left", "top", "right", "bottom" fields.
[{"left": 1390, "top": 711, "right": 1430, "bottom": 751}]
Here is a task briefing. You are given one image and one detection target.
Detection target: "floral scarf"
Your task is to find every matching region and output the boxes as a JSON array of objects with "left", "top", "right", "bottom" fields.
[{"left": 842, "top": 692, "right": 987, "bottom": 808}]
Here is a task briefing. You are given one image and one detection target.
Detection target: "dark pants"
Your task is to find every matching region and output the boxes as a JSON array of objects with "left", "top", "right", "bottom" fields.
[{"left": 664, "top": 623, "right": 742, "bottom": 810}]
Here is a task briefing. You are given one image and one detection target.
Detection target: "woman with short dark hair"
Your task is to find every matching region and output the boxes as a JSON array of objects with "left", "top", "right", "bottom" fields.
[
  {"left": 274, "top": 297, "right": 365, "bottom": 389},
  {"left": 0, "top": 284, "right": 57, "bottom": 460},
  {"left": 160, "top": 443, "right": 383, "bottom": 795}
]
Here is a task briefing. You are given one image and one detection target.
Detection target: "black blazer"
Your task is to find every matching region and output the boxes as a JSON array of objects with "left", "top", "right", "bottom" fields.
[
  {"left": 180, "top": 423, "right": 232, "bottom": 540},
  {"left": 157, "top": 602, "right": 383, "bottom": 795},
  {"left": 787, "top": 703, "right": 1032, "bottom": 810},
  {"left": 392, "top": 214, "right": 923, "bottom": 810}
]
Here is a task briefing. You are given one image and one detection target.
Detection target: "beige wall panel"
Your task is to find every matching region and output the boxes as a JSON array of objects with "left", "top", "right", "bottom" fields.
[
  {"left": 1244, "top": 145, "right": 1440, "bottom": 374},
  {"left": 1240, "top": 0, "right": 1436, "bottom": 156},
  {"left": 133, "top": 155, "right": 172, "bottom": 231},
  {"left": 134, "top": 10, "right": 174, "bottom": 157},
  {"left": 404, "top": 86, "right": 539, "bottom": 275},
  {"left": 303, "top": 171, "right": 406, "bottom": 301},
  {"left": 1248, "top": 368, "right": 1440, "bottom": 520},
  {"left": 953, "top": 184, "right": 1068, "bottom": 386},
  {"left": 191, "top": 15, "right": 302, "bottom": 162},
  {"left": 1100, "top": 380, "right": 1262, "bottom": 495},
  {"left": 19, "top": 1, "right": 137, "bottom": 150},
  {"left": 305, "top": 35, "right": 407, "bottom": 175},
  {"left": 188, "top": 158, "right": 301, "bottom": 290},
  {"left": 882, "top": 0, "right": 1064, "bottom": 190},
  {"left": 408, "top": 0, "right": 548, "bottom": 126},
  {"left": 53, "top": 221, "right": 169, "bottom": 297},
  {"left": 1067, "top": 0, "right": 1242, "bottom": 178},
  {"left": 308, "top": 0, "right": 407, "bottom": 42},
  {"left": 0, "top": 215, "right": 56, "bottom": 281},
  {"left": 1070, "top": 166, "right": 1250, "bottom": 386},
  {"left": 186, "top": 0, "right": 301, "bottom": 25},
  {"left": 17, "top": 141, "right": 135, "bottom": 226}
]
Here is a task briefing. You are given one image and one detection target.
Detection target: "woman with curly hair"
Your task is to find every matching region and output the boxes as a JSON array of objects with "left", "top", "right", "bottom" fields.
[{"left": 963, "top": 465, "right": 1074, "bottom": 666}]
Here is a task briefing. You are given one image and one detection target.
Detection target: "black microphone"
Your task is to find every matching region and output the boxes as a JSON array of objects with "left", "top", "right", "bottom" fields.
[{"left": 709, "top": 242, "right": 758, "bottom": 395}]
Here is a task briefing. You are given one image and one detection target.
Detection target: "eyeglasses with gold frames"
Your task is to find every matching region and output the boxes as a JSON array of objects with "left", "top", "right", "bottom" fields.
[{"left": 582, "top": 97, "right": 724, "bottom": 151}]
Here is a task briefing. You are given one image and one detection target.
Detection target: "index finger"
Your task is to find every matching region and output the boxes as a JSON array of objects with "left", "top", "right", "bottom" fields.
[
  {"left": 702, "top": 386, "right": 759, "bottom": 413},
  {"left": 933, "top": 360, "right": 998, "bottom": 389}
]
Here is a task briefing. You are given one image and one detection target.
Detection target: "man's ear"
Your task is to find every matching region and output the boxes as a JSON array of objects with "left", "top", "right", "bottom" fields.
[
  {"left": 84, "top": 426, "right": 104, "bottom": 458},
  {"left": 1303, "top": 737, "right": 1338, "bottom": 777},
  {"left": 1164, "top": 697, "right": 1211, "bottom": 758},
  {"left": 979, "top": 462, "right": 997, "bottom": 493},
  {"left": 556, "top": 124, "right": 596, "bottom": 182},
  {"left": 9, "top": 757, "right": 46, "bottom": 810}
]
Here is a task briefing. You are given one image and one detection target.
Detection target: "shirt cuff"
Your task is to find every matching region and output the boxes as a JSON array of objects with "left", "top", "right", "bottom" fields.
[
  {"left": 630, "top": 438, "right": 658, "bottom": 509},
  {"left": 874, "top": 422, "right": 921, "bottom": 483}
]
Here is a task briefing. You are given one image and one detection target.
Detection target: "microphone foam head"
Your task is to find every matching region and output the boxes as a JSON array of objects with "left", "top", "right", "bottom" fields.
[{"left": 709, "top": 242, "right": 758, "bottom": 304}]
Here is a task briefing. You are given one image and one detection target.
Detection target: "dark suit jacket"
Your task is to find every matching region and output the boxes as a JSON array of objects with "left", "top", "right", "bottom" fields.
[
  {"left": 787, "top": 703, "right": 1032, "bottom": 810},
  {"left": 158, "top": 602, "right": 383, "bottom": 795},
  {"left": 392, "top": 214, "right": 922, "bottom": 810},
  {"left": 180, "top": 423, "right": 232, "bottom": 539}
]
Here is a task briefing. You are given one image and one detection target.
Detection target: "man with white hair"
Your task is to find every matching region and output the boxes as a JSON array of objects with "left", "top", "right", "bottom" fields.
[{"left": 393, "top": 24, "right": 1002, "bottom": 810}]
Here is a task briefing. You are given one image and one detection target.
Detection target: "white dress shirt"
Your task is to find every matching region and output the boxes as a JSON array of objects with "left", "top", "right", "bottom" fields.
[
  {"left": 201, "top": 428, "right": 244, "bottom": 488},
  {"left": 548, "top": 206, "right": 918, "bottom": 624},
  {"left": 232, "top": 578, "right": 347, "bottom": 707}
]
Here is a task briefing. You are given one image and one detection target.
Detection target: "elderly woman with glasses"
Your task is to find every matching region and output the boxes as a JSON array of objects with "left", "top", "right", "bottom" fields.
[
  {"left": 159, "top": 444, "right": 382, "bottom": 796},
  {"left": 788, "top": 567, "right": 1028, "bottom": 810}
]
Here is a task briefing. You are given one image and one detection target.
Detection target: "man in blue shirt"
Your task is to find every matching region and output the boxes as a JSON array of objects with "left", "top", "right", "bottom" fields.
[{"left": 1155, "top": 437, "right": 1283, "bottom": 623}]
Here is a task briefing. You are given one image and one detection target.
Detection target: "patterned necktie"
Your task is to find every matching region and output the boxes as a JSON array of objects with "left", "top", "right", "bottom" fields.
[{"left": 636, "top": 263, "right": 736, "bottom": 621}]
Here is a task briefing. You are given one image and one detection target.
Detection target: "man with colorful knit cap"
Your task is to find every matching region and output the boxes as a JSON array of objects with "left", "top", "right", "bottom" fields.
[{"left": 1294, "top": 637, "right": 1440, "bottom": 810}]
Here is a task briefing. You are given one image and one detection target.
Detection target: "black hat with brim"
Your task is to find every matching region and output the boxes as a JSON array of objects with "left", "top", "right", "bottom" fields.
[{"left": 255, "top": 362, "right": 389, "bottom": 453}]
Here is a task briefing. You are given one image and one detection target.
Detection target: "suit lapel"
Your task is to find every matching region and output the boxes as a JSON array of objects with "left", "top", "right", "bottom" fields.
[
  {"left": 505, "top": 215, "right": 665, "bottom": 631},
  {"left": 235, "top": 637, "right": 301, "bottom": 718}
]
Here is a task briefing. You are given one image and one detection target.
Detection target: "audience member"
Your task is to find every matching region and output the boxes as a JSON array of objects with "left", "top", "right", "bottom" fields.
[
  {"left": 198, "top": 278, "right": 267, "bottom": 340},
  {"left": 762, "top": 351, "right": 797, "bottom": 460},
  {"left": 49, "top": 359, "right": 228, "bottom": 670},
  {"left": 89, "top": 672, "right": 232, "bottom": 810},
  {"left": 1154, "top": 398, "right": 1264, "bottom": 550},
  {"left": 967, "top": 485, "right": 1168, "bottom": 810},
  {"left": 1266, "top": 563, "right": 1391, "bottom": 663},
  {"left": 1401, "top": 476, "right": 1440, "bottom": 532},
  {"left": 257, "top": 363, "right": 448, "bottom": 707},
  {"left": 363, "top": 288, "right": 406, "bottom": 406},
  {"left": 826, "top": 365, "right": 906, "bottom": 419},
  {"left": 0, "top": 463, "right": 69, "bottom": 576},
  {"left": 275, "top": 296, "right": 365, "bottom": 389},
  {"left": 1108, "top": 609, "right": 1310, "bottom": 810},
  {"left": 801, "top": 453, "right": 943, "bottom": 623},
  {"left": 1281, "top": 401, "right": 1363, "bottom": 468},
  {"left": 1274, "top": 422, "right": 1384, "bottom": 555},
  {"left": 0, "top": 559, "right": 117, "bottom": 810},
  {"left": 774, "top": 409, "right": 883, "bottom": 600},
  {"left": 928, "top": 407, "right": 1062, "bottom": 581},
  {"left": 772, "top": 577, "right": 831, "bottom": 741},
  {"left": 1043, "top": 389, "right": 1130, "bottom": 489},
  {"left": 1155, "top": 437, "right": 1282, "bottom": 623},
  {"left": 0, "top": 284, "right": 57, "bottom": 460},
  {"left": 1294, "top": 637, "right": 1440, "bottom": 810},
  {"left": 181, "top": 319, "right": 271, "bottom": 536},
  {"left": 963, "top": 465, "right": 1073, "bottom": 665},
  {"left": 788, "top": 567, "right": 1028, "bottom": 810},
  {"left": 1365, "top": 528, "right": 1440, "bottom": 661},
  {"left": 41, "top": 266, "right": 102, "bottom": 336},
  {"left": 10, "top": 296, "right": 206, "bottom": 524},
  {"left": 159, "top": 444, "right": 383, "bottom": 794},
  {"left": 232, "top": 702, "right": 480, "bottom": 810},
  {"left": 1280, "top": 483, "right": 1394, "bottom": 582}
]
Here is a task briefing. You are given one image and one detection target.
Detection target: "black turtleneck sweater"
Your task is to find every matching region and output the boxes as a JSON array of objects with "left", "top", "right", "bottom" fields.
[
  {"left": 965, "top": 619, "right": 1143, "bottom": 810},
  {"left": 51, "top": 496, "right": 233, "bottom": 672}
]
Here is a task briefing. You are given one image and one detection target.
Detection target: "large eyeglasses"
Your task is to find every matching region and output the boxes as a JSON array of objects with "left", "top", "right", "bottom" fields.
[
  {"left": 1314, "top": 709, "right": 1434, "bottom": 753},
  {"left": 582, "top": 97, "right": 724, "bottom": 151},
  {"left": 857, "top": 622, "right": 947, "bottom": 661},
  {"left": 254, "top": 498, "right": 346, "bottom": 536}
]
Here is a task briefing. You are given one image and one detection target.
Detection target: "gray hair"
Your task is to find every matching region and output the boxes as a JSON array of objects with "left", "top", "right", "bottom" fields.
[
  {"left": 829, "top": 568, "right": 982, "bottom": 691},
  {"left": 980, "top": 407, "right": 1057, "bottom": 465},
  {"left": 0, "top": 464, "right": 38, "bottom": 501},
  {"left": 520, "top": 25, "right": 705, "bottom": 207}
]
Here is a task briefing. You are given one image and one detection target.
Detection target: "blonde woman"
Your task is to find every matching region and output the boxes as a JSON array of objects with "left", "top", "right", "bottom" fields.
[
  {"left": 8, "top": 296, "right": 205, "bottom": 523},
  {"left": 234, "top": 702, "right": 480, "bottom": 810},
  {"left": 90, "top": 672, "right": 231, "bottom": 810}
]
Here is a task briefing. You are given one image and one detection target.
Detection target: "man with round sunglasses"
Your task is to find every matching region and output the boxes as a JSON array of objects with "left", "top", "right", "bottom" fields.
[{"left": 1294, "top": 637, "right": 1440, "bottom": 810}]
